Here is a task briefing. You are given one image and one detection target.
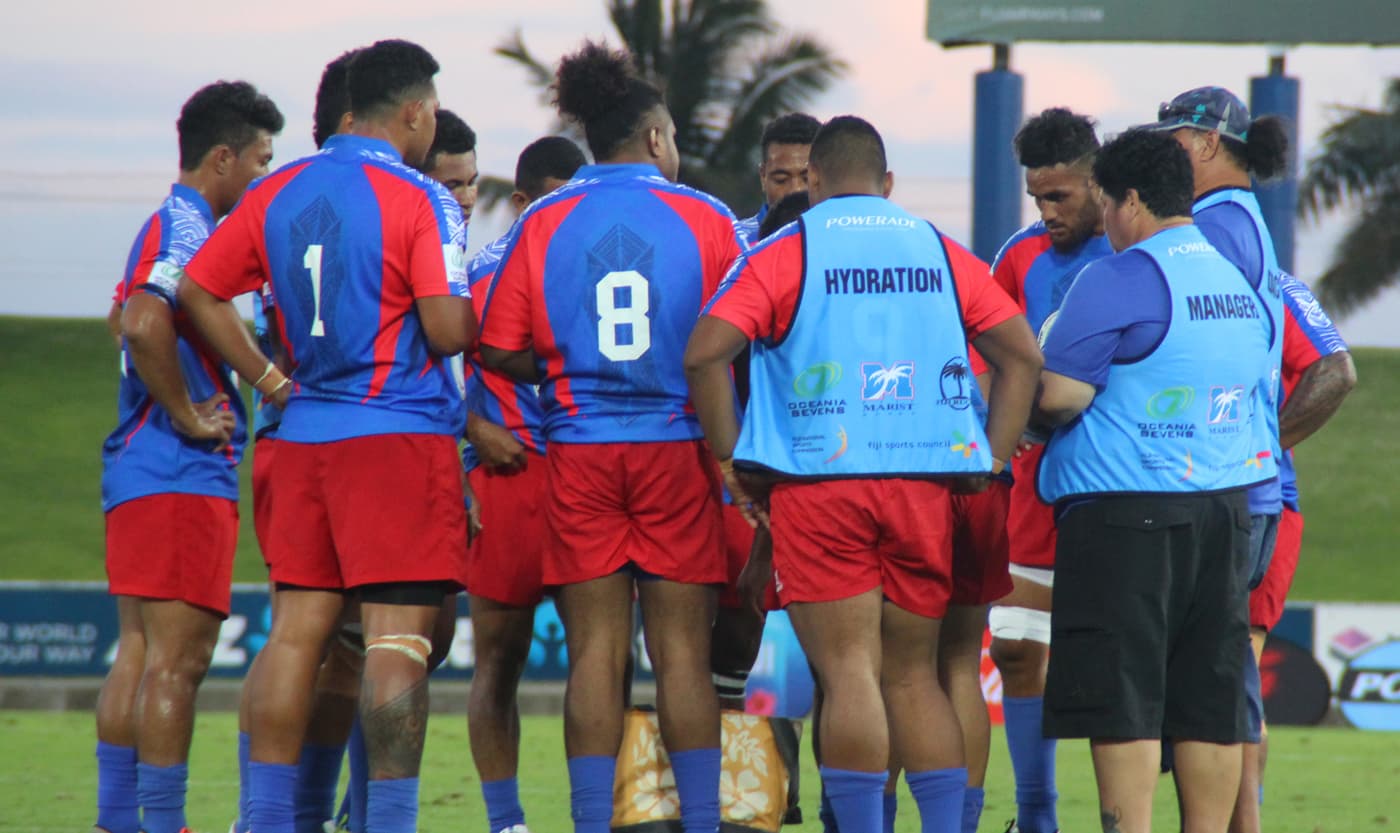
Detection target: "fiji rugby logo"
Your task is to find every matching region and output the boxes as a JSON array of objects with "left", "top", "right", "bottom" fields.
[
  {"left": 938, "top": 357, "right": 972, "bottom": 410},
  {"left": 793, "top": 362, "right": 843, "bottom": 398},
  {"left": 861, "top": 362, "right": 914, "bottom": 400}
]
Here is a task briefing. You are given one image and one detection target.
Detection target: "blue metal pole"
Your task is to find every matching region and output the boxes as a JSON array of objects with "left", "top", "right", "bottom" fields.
[
  {"left": 971, "top": 44, "right": 1024, "bottom": 263},
  {"left": 1250, "top": 54, "right": 1300, "bottom": 274}
]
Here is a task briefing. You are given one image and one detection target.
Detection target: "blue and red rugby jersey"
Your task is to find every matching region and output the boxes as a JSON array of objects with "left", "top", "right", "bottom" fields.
[
  {"left": 462, "top": 231, "right": 546, "bottom": 471},
  {"left": 101, "top": 183, "right": 245, "bottom": 512},
  {"left": 1278, "top": 274, "right": 1349, "bottom": 511},
  {"left": 991, "top": 219, "right": 1113, "bottom": 337},
  {"left": 480, "top": 163, "right": 745, "bottom": 444},
  {"left": 185, "top": 135, "right": 471, "bottom": 443}
]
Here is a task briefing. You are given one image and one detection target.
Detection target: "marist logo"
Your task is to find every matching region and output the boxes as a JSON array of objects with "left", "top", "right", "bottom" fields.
[
  {"left": 861, "top": 362, "right": 915, "bottom": 401},
  {"left": 1209, "top": 385, "right": 1244, "bottom": 424}
]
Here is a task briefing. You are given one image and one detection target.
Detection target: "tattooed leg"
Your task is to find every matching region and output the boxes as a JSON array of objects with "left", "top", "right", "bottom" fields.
[{"left": 1090, "top": 738, "right": 1158, "bottom": 833}]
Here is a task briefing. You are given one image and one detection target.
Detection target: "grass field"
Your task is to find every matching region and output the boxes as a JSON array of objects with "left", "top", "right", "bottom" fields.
[
  {"left": 2, "top": 316, "right": 1397, "bottom": 596},
  {"left": 0, "top": 712, "right": 1394, "bottom": 833}
]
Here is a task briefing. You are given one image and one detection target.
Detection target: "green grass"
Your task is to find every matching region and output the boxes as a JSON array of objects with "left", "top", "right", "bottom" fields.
[
  {"left": 1, "top": 316, "right": 1395, "bottom": 598},
  {"left": 0, "top": 712, "right": 1393, "bottom": 833}
]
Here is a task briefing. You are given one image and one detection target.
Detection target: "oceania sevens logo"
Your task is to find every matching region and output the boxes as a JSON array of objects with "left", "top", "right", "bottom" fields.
[
  {"left": 1146, "top": 386, "right": 1195, "bottom": 419},
  {"left": 793, "top": 362, "right": 843, "bottom": 398}
]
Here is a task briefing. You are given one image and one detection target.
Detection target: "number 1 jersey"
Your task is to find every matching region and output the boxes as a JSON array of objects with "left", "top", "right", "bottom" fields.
[
  {"left": 480, "top": 163, "right": 744, "bottom": 444},
  {"left": 185, "top": 134, "right": 470, "bottom": 443}
]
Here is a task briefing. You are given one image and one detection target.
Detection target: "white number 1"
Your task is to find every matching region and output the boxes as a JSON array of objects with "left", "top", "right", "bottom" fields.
[{"left": 304, "top": 244, "right": 326, "bottom": 336}]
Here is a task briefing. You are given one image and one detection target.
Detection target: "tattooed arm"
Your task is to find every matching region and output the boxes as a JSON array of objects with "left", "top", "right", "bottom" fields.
[{"left": 1280, "top": 351, "right": 1356, "bottom": 450}]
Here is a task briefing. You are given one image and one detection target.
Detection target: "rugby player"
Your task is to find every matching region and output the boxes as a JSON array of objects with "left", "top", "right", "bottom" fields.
[
  {"left": 988, "top": 107, "right": 1111, "bottom": 833},
  {"left": 1241, "top": 275, "right": 1353, "bottom": 830},
  {"left": 1145, "top": 86, "right": 1291, "bottom": 832},
  {"left": 686, "top": 115, "right": 1041, "bottom": 833},
  {"left": 735, "top": 113, "right": 821, "bottom": 244},
  {"left": 178, "top": 39, "right": 474, "bottom": 833},
  {"left": 420, "top": 109, "right": 480, "bottom": 224},
  {"left": 233, "top": 51, "right": 362, "bottom": 833},
  {"left": 1036, "top": 129, "right": 1276, "bottom": 833},
  {"left": 462, "top": 134, "right": 586, "bottom": 833},
  {"left": 479, "top": 41, "right": 742, "bottom": 833},
  {"left": 96, "top": 80, "right": 282, "bottom": 833},
  {"left": 712, "top": 192, "right": 813, "bottom": 715}
]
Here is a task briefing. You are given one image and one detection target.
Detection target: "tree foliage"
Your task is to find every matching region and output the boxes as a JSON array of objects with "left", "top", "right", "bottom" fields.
[
  {"left": 1298, "top": 79, "right": 1400, "bottom": 316},
  {"left": 496, "top": 0, "right": 845, "bottom": 214}
]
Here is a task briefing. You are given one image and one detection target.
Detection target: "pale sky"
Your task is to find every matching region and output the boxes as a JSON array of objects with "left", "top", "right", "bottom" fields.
[{"left": 3, "top": 1, "right": 1398, "bottom": 343}]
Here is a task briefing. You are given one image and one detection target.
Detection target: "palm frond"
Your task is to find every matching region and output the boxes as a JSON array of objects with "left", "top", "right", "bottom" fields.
[
  {"left": 1310, "top": 195, "right": 1400, "bottom": 316},
  {"left": 475, "top": 174, "right": 517, "bottom": 214},
  {"left": 494, "top": 29, "right": 555, "bottom": 96},
  {"left": 710, "top": 36, "right": 846, "bottom": 170},
  {"left": 1297, "top": 85, "right": 1400, "bottom": 220}
]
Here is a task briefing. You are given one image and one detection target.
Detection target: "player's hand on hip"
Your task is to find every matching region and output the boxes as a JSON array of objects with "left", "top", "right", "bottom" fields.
[
  {"left": 470, "top": 419, "right": 527, "bottom": 474},
  {"left": 720, "top": 459, "right": 770, "bottom": 528},
  {"left": 177, "top": 393, "right": 236, "bottom": 450}
]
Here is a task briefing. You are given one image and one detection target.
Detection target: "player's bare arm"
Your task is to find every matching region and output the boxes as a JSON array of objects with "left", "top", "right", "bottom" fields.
[
  {"left": 466, "top": 412, "right": 526, "bottom": 472},
  {"left": 1035, "top": 370, "right": 1095, "bottom": 428},
  {"left": 106, "top": 300, "right": 123, "bottom": 350},
  {"left": 683, "top": 315, "right": 767, "bottom": 525},
  {"left": 1279, "top": 350, "right": 1356, "bottom": 449},
  {"left": 176, "top": 277, "right": 292, "bottom": 410},
  {"left": 971, "top": 312, "right": 1043, "bottom": 470},
  {"left": 479, "top": 344, "right": 543, "bottom": 384},
  {"left": 121, "top": 292, "right": 234, "bottom": 446},
  {"left": 416, "top": 294, "right": 476, "bottom": 357}
]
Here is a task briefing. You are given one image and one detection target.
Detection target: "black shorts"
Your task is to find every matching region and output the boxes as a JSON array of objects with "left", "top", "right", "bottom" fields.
[{"left": 1043, "top": 490, "right": 1252, "bottom": 744}]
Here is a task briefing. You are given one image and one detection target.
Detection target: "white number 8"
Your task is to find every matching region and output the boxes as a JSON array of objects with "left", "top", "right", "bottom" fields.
[{"left": 596, "top": 270, "right": 651, "bottom": 361}]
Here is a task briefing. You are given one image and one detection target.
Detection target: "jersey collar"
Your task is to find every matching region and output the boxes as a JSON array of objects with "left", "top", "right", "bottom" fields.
[
  {"left": 169, "top": 183, "right": 215, "bottom": 225},
  {"left": 322, "top": 134, "right": 403, "bottom": 163},
  {"left": 575, "top": 162, "right": 666, "bottom": 182}
]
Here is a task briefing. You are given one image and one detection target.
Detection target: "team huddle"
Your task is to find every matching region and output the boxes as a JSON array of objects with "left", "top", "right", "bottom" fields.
[{"left": 96, "top": 34, "right": 1356, "bottom": 833}]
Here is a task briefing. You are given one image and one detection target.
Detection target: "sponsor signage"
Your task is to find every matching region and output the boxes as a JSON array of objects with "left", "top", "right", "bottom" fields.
[
  {"left": 926, "top": 0, "right": 1400, "bottom": 46},
  {"left": 1313, "top": 602, "right": 1400, "bottom": 731}
]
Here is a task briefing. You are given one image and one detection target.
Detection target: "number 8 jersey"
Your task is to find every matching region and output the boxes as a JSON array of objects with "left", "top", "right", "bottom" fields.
[
  {"left": 185, "top": 135, "right": 470, "bottom": 443},
  {"left": 481, "top": 163, "right": 744, "bottom": 444}
]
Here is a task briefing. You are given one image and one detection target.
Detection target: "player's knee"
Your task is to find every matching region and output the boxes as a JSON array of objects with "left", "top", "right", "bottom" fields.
[
  {"left": 364, "top": 633, "right": 432, "bottom": 669},
  {"left": 989, "top": 637, "right": 1034, "bottom": 672},
  {"left": 143, "top": 643, "right": 215, "bottom": 689}
]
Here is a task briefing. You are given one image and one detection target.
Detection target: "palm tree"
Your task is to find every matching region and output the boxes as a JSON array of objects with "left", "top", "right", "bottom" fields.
[
  {"left": 1297, "top": 78, "right": 1400, "bottom": 316},
  {"left": 495, "top": 0, "right": 845, "bottom": 214}
]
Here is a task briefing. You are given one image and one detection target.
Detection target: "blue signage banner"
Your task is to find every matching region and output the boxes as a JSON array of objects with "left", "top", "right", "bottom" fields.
[{"left": 0, "top": 583, "right": 817, "bottom": 716}]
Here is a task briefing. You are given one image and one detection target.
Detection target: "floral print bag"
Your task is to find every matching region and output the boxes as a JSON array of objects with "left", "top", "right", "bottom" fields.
[{"left": 612, "top": 707, "right": 803, "bottom": 833}]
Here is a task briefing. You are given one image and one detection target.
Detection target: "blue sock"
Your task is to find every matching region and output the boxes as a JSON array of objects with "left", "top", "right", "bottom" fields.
[
  {"left": 882, "top": 791, "right": 897, "bottom": 833},
  {"left": 481, "top": 777, "right": 526, "bottom": 833},
  {"left": 1002, "top": 696, "right": 1058, "bottom": 833},
  {"left": 247, "top": 761, "right": 298, "bottom": 833},
  {"left": 568, "top": 756, "right": 617, "bottom": 833},
  {"left": 819, "top": 784, "right": 839, "bottom": 833},
  {"left": 820, "top": 767, "right": 886, "bottom": 833},
  {"left": 367, "top": 777, "right": 419, "bottom": 833},
  {"left": 347, "top": 718, "right": 369, "bottom": 833},
  {"left": 906, "top": 768, "right": 966, "bottom": 833},
  {"left": 136, "top": 762, "right": 188, "bottom": 833},
  {"left": 236, "top": 732, "right": 251, "bottom": 833},
  {"left": 671, "top": 748, "right": 721, "bottom": 833},
  {"left": 296, "top": 742, "right": 346, "bottom": 833},
  {"left": 961, "top": 786, "right": 985, "bottom": 833},
  {"left": 95, "top": 742, "right": 140, "bottom": 833}
]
